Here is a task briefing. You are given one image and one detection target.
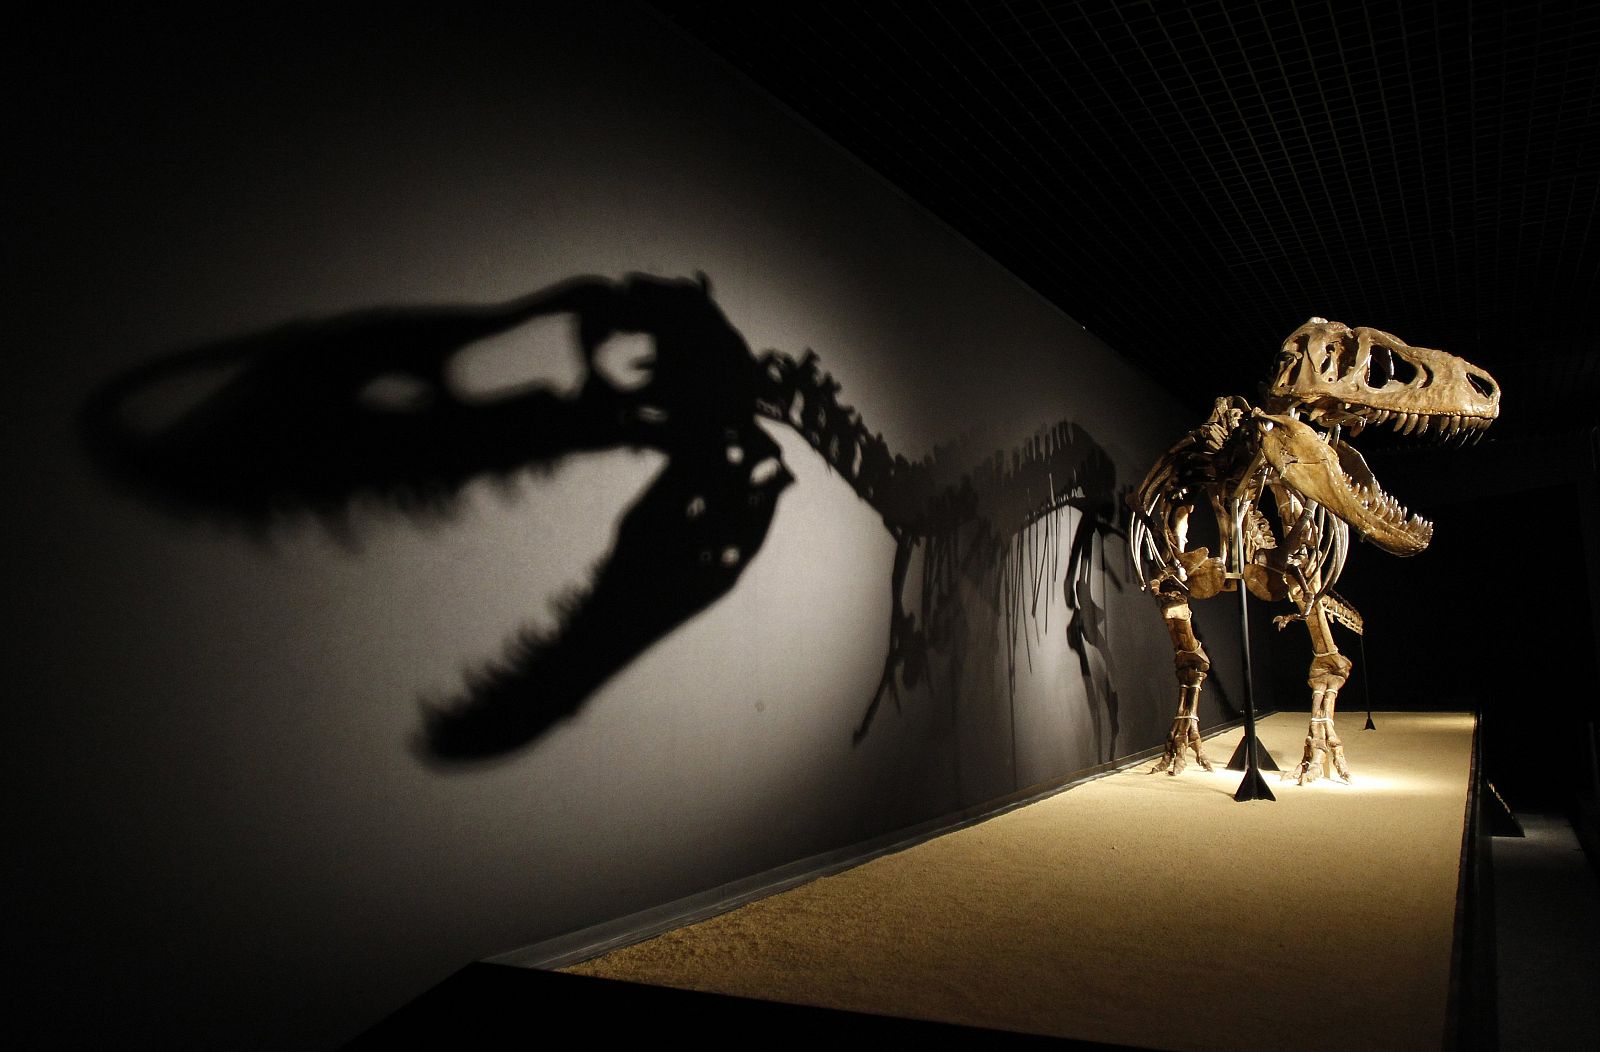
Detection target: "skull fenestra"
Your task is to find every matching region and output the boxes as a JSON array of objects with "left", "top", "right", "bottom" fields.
[{"left": 1129, "top": 318, "right": 1499, "bottom": 783}]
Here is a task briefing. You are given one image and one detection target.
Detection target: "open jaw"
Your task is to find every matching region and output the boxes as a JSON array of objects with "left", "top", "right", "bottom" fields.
[
  {"left": 1256, "top": 319, "right": 1501, "bottom": 556},
  {"left": 1258, "top": 412, "right": 1439, "bottom": 555}
]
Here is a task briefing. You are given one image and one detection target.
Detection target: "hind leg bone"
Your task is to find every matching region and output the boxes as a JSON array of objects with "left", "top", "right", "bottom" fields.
[
  {"left": 1151, "top": 598, "right": 1215, "bottom": 775},
  {"left": 1289, "top": 603, "right": 1354, "bottom": 784}
]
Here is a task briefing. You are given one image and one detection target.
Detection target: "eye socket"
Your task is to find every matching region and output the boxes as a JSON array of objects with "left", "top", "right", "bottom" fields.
[
  {"left": 1328, "top": 334, "right": 1359, "bottom": 376},
  {"left": 592, "top": 333, "right": 656, "bottom": 392}
]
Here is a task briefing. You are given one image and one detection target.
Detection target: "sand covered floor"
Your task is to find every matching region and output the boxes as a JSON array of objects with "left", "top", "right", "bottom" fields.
[{"left": 566, "top": 712, "right": 1474, "bottom": 1051}]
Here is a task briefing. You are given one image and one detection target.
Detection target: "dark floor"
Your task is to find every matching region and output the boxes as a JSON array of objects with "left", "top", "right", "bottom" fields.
[{"left": 1493, "top": 812, "right": 1600, "bottom": 1050}]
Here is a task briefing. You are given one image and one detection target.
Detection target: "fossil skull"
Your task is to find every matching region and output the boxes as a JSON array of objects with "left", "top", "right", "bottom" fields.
[
  {"left": 1267, "top": 318, "right": 1500, "bottom": 436},
  {"left": 1259, "top": 318, "right": 1500, "bottom": 555}
]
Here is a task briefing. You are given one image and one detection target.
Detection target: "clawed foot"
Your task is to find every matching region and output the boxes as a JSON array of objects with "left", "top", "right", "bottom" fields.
[
  {"left": 1283, "top": 734, "right": 1351, "bottom": 785},
  {"left": 1150, "top": 720, "right": 1213, "bottom": 775}
]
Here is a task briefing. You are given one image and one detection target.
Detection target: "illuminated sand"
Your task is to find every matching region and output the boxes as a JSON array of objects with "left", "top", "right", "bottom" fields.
[{"left": 565, "top": 712, "right": 1474, "bottom": 1051}]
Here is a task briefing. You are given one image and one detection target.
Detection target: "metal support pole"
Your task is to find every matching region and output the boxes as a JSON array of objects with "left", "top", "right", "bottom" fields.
[
  {"left": 1228, "top": 497, "right": 1275, "bottom": 801},
  {"left": 1359, "top": 634, "right": 1376, "bottom": 730}
]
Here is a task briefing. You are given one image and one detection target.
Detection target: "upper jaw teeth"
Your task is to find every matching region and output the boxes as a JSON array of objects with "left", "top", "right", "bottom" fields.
[{"left": 1342, "top": 407, "right": 1492, "bottom": 444}]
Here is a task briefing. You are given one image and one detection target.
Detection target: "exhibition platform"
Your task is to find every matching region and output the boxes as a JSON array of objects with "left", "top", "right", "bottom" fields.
[{"left": 356, "top": 712, "right": 1481, "bottom": 1050}]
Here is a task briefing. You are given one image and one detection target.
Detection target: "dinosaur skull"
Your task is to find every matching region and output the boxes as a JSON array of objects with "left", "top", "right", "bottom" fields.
[
  {"left": 1256, "top": 318, "right": 1499, "bottom": 556},
  {"left": 1267, "top": 318, "right": 1500, "bottom": 436}
]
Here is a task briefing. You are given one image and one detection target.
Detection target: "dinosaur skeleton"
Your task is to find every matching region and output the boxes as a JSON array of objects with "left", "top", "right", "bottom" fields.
[{"left": 1129, "top": 318, "right": 1499, "bottom": 783}]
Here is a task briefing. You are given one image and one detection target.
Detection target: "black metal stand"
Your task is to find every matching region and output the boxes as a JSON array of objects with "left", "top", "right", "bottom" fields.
[
  {"left": 1359, "top": 635, "right": 1376, "bottom": 730},
  {"left": 1230, "top": 548, "right": 1275, "bottom": 801},
  {"left": 1227, "top": 730, "right": 1281, "bottom": 772}
]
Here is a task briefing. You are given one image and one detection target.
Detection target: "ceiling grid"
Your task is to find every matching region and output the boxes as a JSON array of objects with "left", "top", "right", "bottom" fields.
[{"left": 655, "top": 0, "right": 1600, "bottom": 442}]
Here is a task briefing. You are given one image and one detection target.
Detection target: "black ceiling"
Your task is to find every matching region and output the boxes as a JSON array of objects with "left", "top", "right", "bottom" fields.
[{"left": 654, "top": 0, "right": 1600, "bottom": 446}]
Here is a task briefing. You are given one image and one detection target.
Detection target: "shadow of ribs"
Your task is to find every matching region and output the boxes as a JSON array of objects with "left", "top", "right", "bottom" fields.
[{"left": 755, "top": 349, "right": 1121, "bottom": 743}]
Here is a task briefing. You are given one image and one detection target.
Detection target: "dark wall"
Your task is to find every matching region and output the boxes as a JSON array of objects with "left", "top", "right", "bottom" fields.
[
  {"left": 1325, "top": 479, "right": 1599, "bottom": 808},
  {"left": 8, "top": 6, "right": 1240, "bottom": 1047}
]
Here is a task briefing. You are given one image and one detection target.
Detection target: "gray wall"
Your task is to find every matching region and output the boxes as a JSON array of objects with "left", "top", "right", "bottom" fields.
[{"left": 8, "top": 7, "right": 1240, "bottom": 1047}]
